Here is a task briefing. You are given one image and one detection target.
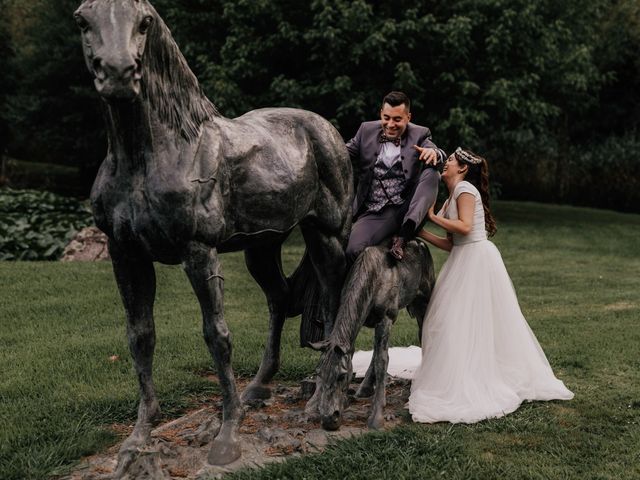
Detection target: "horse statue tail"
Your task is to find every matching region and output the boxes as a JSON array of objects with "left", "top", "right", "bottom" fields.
[
  {"left": 289, "top": 243, "right": 381, "bottom": 348},
  {"left": 287, "top": 250, "right": 325, "bottom": 346}
]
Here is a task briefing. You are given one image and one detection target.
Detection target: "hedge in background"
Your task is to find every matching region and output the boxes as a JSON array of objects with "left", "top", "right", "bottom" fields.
[
  {"left": 0, "top": 189, "right": 93, "bottom": 260},
  {"left": 568, "top": 133, "right": 640, "bottom": 212}
]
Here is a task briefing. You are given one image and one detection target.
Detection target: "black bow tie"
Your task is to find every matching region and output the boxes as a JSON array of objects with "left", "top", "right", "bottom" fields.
[{"left": 379, "top": 133, "right": 401, "bottom": 147}]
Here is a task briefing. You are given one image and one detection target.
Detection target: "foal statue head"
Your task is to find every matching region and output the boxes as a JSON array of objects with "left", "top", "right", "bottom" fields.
[
  {"left": 311, "top": 339, "right": 353, "bottom": 431},
  {"left": 74, "top": 0, "right": 155, "bottom": 99}
]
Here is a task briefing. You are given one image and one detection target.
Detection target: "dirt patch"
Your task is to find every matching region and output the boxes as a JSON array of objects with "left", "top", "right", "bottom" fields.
[
  {"left": 61, "top": 378, "right": 412, "bottom": 479},
  {"left": 603, "top": 301, "right": 636, "bottom": 312}
]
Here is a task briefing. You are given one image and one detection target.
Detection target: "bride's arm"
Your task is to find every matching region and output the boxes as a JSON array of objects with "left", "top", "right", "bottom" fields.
[
  {"left": 417, "top": 204, "right": 453, "bottom": 251},
  {"left": 428, "top": 193, "right": 475, "bottom": 235},
  {"left": 417, "top": 229, "right": 452, "bottom": 252}
]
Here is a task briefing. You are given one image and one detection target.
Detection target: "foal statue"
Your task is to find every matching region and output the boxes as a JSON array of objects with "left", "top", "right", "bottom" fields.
[
  {"left": 307, "top": 241, "right": 435, "bottom": 431},
  {"left": 73, "top": 0, "right": 352, "bottom": 472}
]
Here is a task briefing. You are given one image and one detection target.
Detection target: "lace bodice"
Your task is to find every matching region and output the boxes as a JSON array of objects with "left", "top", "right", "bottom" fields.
[{"left": 440, "top": 181, "right": 487, "bottom": 245}]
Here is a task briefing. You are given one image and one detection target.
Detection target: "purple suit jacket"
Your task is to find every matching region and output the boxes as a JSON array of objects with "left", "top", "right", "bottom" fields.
[{"left": 346, "top": 121, "right": 445, "bottom": 219}]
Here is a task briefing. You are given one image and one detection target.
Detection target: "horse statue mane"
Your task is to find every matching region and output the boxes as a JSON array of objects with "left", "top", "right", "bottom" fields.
[{"left": 140, "top": 3, "right": 218, "bottom": 141}]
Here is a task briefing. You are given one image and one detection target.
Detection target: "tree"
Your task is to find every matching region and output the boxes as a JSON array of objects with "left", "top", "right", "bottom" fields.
[
  {"left": 6, "top": 0, "right": 105, "bottom": 192},
  {"left": 3, "top": 0, "right": 638, "bottom": 210},
  {"left": 0, "top": 0, "right": 15, "bottom": 171},
  {"left": 592, "top": 0, "right": 640, "bottom": 136}
]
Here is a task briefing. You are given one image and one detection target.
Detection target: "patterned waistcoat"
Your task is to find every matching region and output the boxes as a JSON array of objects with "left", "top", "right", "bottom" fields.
[{"left": 364, "top": 160, "right": 407, "bottom": 213}]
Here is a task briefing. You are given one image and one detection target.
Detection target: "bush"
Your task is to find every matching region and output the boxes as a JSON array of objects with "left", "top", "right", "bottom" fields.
[
  {"left": 566, "top": 133, "right": 640, "bottom": 212},
  {"left": 2, "top": 158, "right": 84, "bottom": 196},
  {"left": 486, "top": 133, "right": 640, "bottom": 212},
  {"left": 0, "top": 188, "right": 93, "bottom": 260}
]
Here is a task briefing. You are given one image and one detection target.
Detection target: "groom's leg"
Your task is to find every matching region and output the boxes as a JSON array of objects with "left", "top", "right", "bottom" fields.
[
  {"left": 390, "top": 168, "right": 439, "bottom": 260},
  {"left": 346, "top": 206, "right": 402, "bottom": 264},
  {"left": 400, "top": 167, "right": 440, "bottom": 233}
]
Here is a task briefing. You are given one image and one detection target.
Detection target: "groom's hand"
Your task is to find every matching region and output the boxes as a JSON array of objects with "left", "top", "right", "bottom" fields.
[{"left": 413, "top": 145, "right": 438, "bottom": 166}]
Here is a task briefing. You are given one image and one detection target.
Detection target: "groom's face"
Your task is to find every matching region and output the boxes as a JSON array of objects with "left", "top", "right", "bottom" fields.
[{"left": 380, "top": 102, "right": 411, "bottom": 139}]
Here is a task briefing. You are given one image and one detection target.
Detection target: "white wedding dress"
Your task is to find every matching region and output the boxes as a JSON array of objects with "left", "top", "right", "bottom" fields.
[{"left": 352, "top": 180, "right": 574, "bottom": 423}]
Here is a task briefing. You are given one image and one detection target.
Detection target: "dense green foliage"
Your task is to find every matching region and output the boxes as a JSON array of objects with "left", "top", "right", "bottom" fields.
[
  {"left": 566, "top": 134, "right": 640, "bottom": 212},
  {"left": 1, "top": 202, "right": 639, "bottom": 479},
  {"left": 0, "top": 1, "right": 14, "bottom": 160},
  {"left": 1, "top": 0, "right": 639, "bottom": 209},
  {"left": 3, "top": 0, "right": 105, "bottom": 187},
  {"left": 0, "top": 188, "right": 93, "bottom": 260}
]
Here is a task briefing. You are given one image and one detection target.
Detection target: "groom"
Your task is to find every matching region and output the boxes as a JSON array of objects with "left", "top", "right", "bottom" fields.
[{"left": 345, "top": 91, "right": 445, "bottom": 262}]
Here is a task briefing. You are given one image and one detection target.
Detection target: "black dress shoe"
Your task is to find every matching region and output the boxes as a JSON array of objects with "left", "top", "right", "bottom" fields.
[{"left": 389, "top": 236, "right": 406, "bottom": 261}]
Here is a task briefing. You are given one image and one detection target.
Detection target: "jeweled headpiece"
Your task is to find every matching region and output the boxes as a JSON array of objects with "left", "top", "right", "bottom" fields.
[{"left": 454, "top": 147, "right": 482, "bottom": 165}]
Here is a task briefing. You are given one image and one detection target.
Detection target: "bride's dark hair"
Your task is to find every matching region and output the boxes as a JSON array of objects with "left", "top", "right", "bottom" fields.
[{"left": 454, "top": 149, "right": 497, "bottom": 237}]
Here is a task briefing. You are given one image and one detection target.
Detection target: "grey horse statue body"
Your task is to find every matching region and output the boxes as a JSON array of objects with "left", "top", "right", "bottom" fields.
[
  {"left": 74, "top": 0, "right": 352, "bottom": 472},
  {"left": 308, "top": 240, "right": 435, "bottom": 431}
]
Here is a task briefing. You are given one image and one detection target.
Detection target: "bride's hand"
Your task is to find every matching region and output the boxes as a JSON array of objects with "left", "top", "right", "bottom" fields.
[{"left": 428, "top": 203, "right": 436, "bottom": 220}]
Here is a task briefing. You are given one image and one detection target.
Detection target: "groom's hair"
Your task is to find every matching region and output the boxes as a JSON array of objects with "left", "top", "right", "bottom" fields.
[{"left": 382, "top": 91, "right": 410, "bottom": 111}]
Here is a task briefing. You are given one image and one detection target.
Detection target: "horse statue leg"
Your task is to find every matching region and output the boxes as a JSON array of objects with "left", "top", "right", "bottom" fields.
[
  {"left": 183, "top": 243, "right": 244, "bottom": 465},
  {"left": 109, "top": 241, "right": 161, "bottom": 478},
  {"left": 241, "top": 242, "right": 289, "bottom": 402},
  {"left": 368, "top": 314, "right": 394, "bottom": 430}
]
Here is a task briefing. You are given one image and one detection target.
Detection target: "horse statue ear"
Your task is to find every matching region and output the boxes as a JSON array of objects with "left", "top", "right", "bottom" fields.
[{"left": 309, "top": 339, "right": 331, "bottom": 351}]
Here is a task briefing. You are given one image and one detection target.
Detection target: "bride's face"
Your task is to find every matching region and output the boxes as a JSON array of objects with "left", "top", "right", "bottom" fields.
[{"left": 442, "top": 154, "right": 461, "bottom": 179}]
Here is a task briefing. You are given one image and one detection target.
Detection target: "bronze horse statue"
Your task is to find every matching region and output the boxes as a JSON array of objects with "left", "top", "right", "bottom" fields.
[
  {"left": 73, "top": 0, "right": 352, "bottom": 472},
  {"left": 307, "top": 241, "right": 435, "bottom": 431}
]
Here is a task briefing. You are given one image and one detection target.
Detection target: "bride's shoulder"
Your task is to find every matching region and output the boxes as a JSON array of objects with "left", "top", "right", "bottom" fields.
[{"left": 454, "top": 180, "right": 480, "bottom": 198}]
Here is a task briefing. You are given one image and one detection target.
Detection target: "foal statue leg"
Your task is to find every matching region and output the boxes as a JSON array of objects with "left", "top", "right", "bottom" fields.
[
  {"left": 368, "top": 315, "right": 393, "bottom": 430},
  {"left": 183, "top": 243, "right": 244, "bottom": 465},
  {"left": 241, "top": 243, "right": 289, "bottom": 402},
  {"left": 109, "top": 241, "right": 161, "bottom": 478},
  {"left": 356, "top": 360, "right": 376, "bottom": 398}
]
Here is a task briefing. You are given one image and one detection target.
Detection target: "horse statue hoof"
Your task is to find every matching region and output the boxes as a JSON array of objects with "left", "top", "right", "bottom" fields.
[
  {"left": 112, "top": 446, "right": 138, "bottom": 479},
  {"left": 240, "top": 383, "right": 271, "bottom": 403},
  {"left": 111, "top": 428, "right": 150, "bottom": 479},
  {"left": 355, "top": 384, "right": 374, "bottom": 398},
  {"left": 208, "top": 438, "right": 242, "bottom": 465},
  {"left": 367, "top": 415, "right": 384, "bottom": 430}
]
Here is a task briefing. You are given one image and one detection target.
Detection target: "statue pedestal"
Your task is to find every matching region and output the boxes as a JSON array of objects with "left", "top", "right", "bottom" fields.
[{"left": 62, "top": 378, "right": 412, "bottom": 479}]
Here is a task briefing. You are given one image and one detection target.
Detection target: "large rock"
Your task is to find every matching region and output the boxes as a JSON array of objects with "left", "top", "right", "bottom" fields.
[{"left": 61, "top": 226, "right": 110, "bottom": 261}]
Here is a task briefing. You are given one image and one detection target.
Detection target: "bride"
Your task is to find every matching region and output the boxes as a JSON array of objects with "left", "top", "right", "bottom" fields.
[{"left": 352, "top": 147, "right": 574, "bottom": 423}]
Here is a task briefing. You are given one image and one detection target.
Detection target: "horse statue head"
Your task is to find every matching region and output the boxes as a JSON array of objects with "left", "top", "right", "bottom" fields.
[
  {"left": 74, "top": 0, "right": 216, "bottom": 140},
  {"left": 73, "top": 0, "right": 157, "bottom": 100},
  {"left": 310, "top": 338, "right": 353, "bottom": 430}
]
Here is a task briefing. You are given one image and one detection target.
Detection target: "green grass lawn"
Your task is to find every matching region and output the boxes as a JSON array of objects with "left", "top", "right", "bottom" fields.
[{"left": 1, "top": 201, "right": 639, "bottom": 480}]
